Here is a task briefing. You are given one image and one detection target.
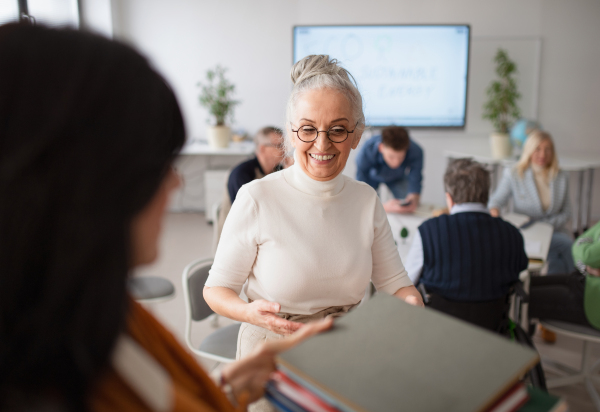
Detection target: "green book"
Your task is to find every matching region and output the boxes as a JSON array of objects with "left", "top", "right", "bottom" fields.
[
  {"left": 518, "top": 387, "right": 568, "bottom": 412},
  {"left": 278, "top": 294, "right": 539, "bottom": 412}
]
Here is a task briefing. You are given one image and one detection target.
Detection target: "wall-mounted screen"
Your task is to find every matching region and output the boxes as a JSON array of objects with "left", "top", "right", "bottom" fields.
[{"left": 293, "top": 25, "right": 470, "bottom": 128}]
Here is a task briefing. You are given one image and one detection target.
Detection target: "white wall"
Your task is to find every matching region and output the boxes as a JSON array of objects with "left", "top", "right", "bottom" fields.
[{"left": 111, "top": 0, "right": 600, "bottom": 220}]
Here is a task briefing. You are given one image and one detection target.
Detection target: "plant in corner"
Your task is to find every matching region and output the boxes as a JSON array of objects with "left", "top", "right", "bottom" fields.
[
  {"left": 198, "top": 65, "right": 240, "bottom": 148},
  {"left": 482, "top": 49, "right": 521, "bottom": 159}
]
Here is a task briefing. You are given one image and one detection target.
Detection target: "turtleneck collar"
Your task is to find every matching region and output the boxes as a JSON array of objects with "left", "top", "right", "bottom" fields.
[{"left": 283, "top": 158, "right": 345, "bottom": 197}]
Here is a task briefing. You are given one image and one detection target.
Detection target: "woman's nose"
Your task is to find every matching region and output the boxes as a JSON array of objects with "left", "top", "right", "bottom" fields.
[{"left": 313, "top": 132, "right": 331, "bottom": 151}]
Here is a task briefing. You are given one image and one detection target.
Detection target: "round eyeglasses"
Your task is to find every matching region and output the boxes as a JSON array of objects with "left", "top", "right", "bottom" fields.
[{"left": 291, "top": 122, "right": 358, "bottom": 143}]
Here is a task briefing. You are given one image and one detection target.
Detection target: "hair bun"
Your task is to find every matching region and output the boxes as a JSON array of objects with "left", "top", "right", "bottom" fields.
[{"left": 291, "top": 55, "right": 350, "bottom": 86}]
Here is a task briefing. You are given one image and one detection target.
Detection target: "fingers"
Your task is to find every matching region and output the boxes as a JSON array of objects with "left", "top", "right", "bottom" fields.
[
  {"left": 266, "top": 316, "right": 303, "bottom": 335},
  {"left": 263, "top": 318, "right": 334, "bottom": 354},
  {"left": 405, "top": 295, "right": 424, "bottom": 307},
  {"left": 255, "top": 299, "right": 281, "bottom": 314}
]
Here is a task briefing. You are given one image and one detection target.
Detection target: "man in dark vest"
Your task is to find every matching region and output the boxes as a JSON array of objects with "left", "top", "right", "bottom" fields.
[{"left": 404, "top": 158, "right": 528, "bottom": 301}]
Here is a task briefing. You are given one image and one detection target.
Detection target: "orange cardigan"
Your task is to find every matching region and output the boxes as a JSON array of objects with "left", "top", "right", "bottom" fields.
[{"left": 91, "top": 301, "right": 244, "bottom": 412}]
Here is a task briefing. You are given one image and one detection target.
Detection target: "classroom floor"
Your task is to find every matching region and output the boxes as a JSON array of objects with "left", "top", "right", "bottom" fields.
[{"left": 137, "top": 212, "right": 599, "bottom": 412}]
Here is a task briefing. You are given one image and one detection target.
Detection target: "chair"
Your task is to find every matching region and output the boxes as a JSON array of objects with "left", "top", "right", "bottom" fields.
[
  {"left": 539, "top": 320, "right": 600, "bottom": 411},
  {"left": 128, "top": 276, "right": 176, "bottom": 304},
  {"left": 182, "top": 257, "right": 240, "bottom": 365}
]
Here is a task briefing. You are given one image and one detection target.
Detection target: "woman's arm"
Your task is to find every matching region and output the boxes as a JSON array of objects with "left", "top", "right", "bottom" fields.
[
  {"left": 203, "top": 286, "right": 303, "bottom": 335},
  {"left": 541, "top": 173, "right": 571, "bottom": 230},
  {"left": 393, "top": 285, "right": 424, "bottom": 307},
  {"left": 488, "top": 168, "right": 514, "bottom": 212},
  {"left": 219, "top": 318, "right": 333, "bottom": 405}
]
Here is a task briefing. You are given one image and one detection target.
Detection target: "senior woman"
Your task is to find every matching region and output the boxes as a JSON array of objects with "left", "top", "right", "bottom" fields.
[
  {"left": 489, "top": 130, "right": 574, "bottom": 274},
  {"left": 204, "top": 55, "right": 423, "bottom": 365}
]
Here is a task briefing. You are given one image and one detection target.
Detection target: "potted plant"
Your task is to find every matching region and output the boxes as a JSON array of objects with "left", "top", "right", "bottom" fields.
[
  {"left": 482, "top": 49, "right": 521, "bottom": 159},
  {"left": 198, "top": 65, "right": 240, "bottom": 148}
]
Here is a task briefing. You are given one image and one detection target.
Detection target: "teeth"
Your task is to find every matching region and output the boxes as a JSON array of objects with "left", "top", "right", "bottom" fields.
[{"left": 310, "top": 154, "right": 334, "bottom": 161}]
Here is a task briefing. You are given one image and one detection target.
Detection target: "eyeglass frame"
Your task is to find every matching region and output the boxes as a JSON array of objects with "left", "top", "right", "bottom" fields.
[{"left": 290, "top": 121, "right": 359, "bottom": 143}]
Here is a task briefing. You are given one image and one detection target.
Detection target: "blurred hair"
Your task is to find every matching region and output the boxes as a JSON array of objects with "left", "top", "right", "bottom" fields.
[
  {"left": 381, "top": 126, "right": 410, "bottom": 151},
  {"left": 284, "top": 55, "right": 365, "bottom": 156},
  {"left": 0, "top": 23, "right": 184, "bottom": 410},
  {"left": 444, "top": 158, "right": 491, "bottom": 205},
  {"left": 254, "top": 126, "right": 283, "bottom": 147},
  {"left": 515, "top": 130, "right": 559, "bottom": 180}
]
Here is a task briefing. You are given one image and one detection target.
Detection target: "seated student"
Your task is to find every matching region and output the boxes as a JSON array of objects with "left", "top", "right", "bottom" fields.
[
  {"left": 216, "top": 127, "right": 287, "bottom": 246},
  {"left": 489, "top": 131, "right": 573, "bottom": 275},
  {"left": 529, "top": 221, "right": 600, "bottom": 331},
  {"left": 405, "top": 158, "right": 529, "bottom": 301},
  {"left": 355, "top": 126, "right": 423, "bottom": 214},
  {"left": 227, "top": 126, "right": 286, "bottom": 203}
]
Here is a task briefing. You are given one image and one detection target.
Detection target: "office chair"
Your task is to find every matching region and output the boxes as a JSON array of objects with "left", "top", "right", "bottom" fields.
[
  {"left": 128, "top": 276, "right": 176, "bottom": 304},
  {"left": 182, "top": 257, "right": 240, "bottom": 366}
]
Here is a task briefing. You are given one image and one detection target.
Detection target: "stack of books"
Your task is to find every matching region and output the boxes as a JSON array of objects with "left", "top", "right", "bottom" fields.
[{"left": 266, "top": 294, "right": 566, "bottom": 412}]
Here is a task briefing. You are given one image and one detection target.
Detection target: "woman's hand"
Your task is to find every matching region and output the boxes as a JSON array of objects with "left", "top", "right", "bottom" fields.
[
  {"left": 587, "top": 266, "right": 600, "bottom": 277},
  {"left": 490, "top": 208, "right": 500, "bottom": 217},
  {"left": 221, "top": 318, "right": 333, "bottom": 404},
  {"left": 393, "top": 285, "right": 425, "bottom": 307},
  {"left": 244, "top": 299, "right": 304, "bottom": 335}
]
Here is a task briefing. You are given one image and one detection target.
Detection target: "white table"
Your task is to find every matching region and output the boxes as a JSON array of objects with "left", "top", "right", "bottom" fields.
[
  {"left": 174, "top": 139, "right": 255, "bottom": 216},
  {"left": 181, "top": 138, "right": 254, "bottom": 156},
  {"left": 386, "top": 209, "right": 554, "bottom": 271}
]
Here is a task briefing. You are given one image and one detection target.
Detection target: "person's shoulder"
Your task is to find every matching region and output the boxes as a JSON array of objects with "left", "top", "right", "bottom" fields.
[
  {"left": 556, "top": 169, "right": 569, "bottom": 181},
  {"left": 361, "top": 135, "right": 381, "bottom": 151},
  {"left": 229, "top": 157, "right": 258, "bottom": 181},
  {"left": 409, "top": 138, "right": 423, "bottom": 152}
]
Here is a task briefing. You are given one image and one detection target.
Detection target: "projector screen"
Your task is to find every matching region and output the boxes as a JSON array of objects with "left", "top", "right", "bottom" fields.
[{"left": 293, "top": 25, "right": 470, "bottom": 128}]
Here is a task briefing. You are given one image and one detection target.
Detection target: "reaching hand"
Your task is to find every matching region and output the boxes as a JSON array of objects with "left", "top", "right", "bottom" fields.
[
  {"left": 245, "top": 299, "right": 304, "bottom": 335},
  {"left": 221, "top": 318, "right": 334, "bottom": 404},
  {"left": 404, "top": 294, "right": 424, "bottom": 307}
]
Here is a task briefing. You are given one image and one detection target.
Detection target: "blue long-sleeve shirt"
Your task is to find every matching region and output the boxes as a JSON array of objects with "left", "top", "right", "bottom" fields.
[{"left": 355, "top": 135, "right": 424, "bottom": 194}]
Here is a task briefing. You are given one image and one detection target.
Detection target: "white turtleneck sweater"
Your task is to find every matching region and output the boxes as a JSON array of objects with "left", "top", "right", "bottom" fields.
[{"left": 205, "top": 164, "right": 412, "bottom": 315}]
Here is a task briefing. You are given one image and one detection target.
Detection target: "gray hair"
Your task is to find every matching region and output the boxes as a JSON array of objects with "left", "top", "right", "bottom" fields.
[
  {"left": 284, "top": 55, "right": 365, "bottom": 157},
  {"left": 254, "top": 126, "right": 283, "bottom": 147}
]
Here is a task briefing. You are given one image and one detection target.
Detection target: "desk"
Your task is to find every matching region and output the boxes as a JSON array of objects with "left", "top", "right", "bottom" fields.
[
  {"left": 503, "top": 213, "right": 554, "bottom": 271},
  {"left": 181, "top": 138, "right": 254, "bottom": 156},
  {"left": 444, "top": 148, "right": 599, "bottom": 237},
  {"left": 387, "top": 209, "right": 554, "bottom": 271},
  {"left": 173, "top": 139, "right": 254, "bottom": 215}
]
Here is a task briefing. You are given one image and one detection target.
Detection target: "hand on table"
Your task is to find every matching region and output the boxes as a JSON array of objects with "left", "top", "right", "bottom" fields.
[
  {"left": 221, "top": 318, "right": 334, "bottom": 404},
  {"left": 245, "top": 299, "right": 304, "bottom": 335},
  {"left": 383, "top": 196, "right": 418, "bottom": 214}
]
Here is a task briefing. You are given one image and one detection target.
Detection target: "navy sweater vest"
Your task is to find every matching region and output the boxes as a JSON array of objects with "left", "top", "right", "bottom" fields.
[{"left": 418, "top": 212, "right": 528, "bottom": 301}]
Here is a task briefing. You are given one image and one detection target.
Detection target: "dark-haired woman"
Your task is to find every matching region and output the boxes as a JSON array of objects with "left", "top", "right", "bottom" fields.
[{"left": 0, "top": 23, "right": 330, "bottom": 412}]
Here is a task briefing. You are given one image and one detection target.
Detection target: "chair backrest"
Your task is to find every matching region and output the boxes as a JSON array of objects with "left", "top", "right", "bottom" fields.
[
  {"left": 427, "top": 293, "right": 509, "bottom": 332},
  {"left": 182, "top": 258, "right": 214, "bottom": 322}
]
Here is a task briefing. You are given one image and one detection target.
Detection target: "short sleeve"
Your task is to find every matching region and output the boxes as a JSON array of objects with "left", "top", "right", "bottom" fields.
[
  {"left": 370, "top": 199, "right": 413, "bottom": 294},
  {"left": 205, "top": 186, "right": 259, "bottom": 295}
]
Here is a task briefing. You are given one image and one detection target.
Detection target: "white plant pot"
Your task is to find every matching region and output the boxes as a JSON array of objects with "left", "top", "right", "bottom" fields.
[
  {"left": 207, "top": 126, "right": 231, "bottom": 148},
  {"left": 490, "top": 132, "right": 512, "bottom": 159}
]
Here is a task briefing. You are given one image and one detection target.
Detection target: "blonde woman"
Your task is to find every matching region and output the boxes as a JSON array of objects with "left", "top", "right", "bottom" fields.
[{"left": 489, "top": 131, "right": 573, "bottom": 274}]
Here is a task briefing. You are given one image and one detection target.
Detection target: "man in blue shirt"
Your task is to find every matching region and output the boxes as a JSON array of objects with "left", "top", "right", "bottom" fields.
[{"left": 356, "top": 126, "right": 423, "bottom": 213}]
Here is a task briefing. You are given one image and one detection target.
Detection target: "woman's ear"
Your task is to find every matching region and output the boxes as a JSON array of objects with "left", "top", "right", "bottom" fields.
[{"left": 351, "top": 132, "right": 363, "bottom": 150}]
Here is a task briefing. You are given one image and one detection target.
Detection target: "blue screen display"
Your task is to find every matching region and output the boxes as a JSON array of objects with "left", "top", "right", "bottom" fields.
[{"left": 293, "top": 25, "right": 470, "bottom": 128}]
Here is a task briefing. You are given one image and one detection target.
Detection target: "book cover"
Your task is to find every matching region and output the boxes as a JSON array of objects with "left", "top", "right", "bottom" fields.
[{"left": 278, "top": 294, "right": 539, "bottom": 412}]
